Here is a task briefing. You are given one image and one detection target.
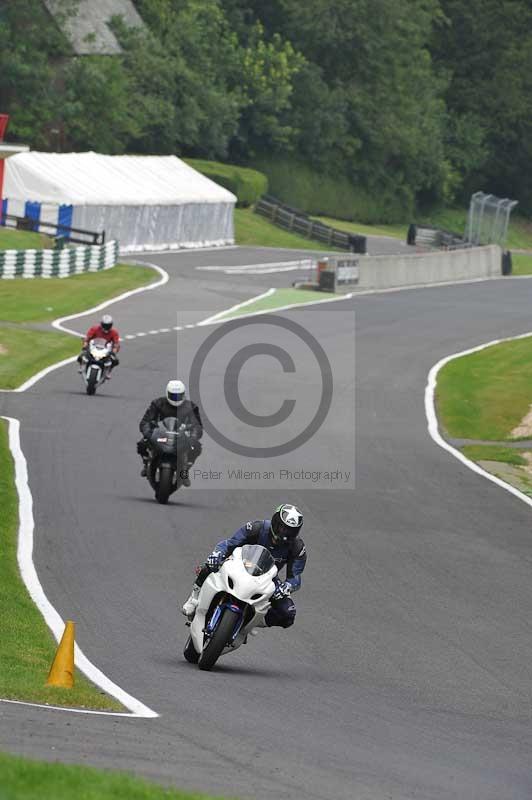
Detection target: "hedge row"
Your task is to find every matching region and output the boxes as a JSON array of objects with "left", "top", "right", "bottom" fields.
[{"left": 184, "top": 159, "right": 268, "bottom": 207}]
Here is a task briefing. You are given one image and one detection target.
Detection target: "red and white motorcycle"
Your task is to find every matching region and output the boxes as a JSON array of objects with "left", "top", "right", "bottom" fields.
[
  {"left": 183, "top": 544, "right": 277, "bottom": 671},
  {"left": 79, "top": 337, "right": 114, "bottom": 395}
]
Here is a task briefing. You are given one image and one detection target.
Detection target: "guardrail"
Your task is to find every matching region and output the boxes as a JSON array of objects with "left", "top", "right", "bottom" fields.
[
  {"left": 0, "top": 212, "right": 105, "bottom": 246},
  {"left": 406, "top": 223, "right": 466, "bottom": 250},
  {"left": 255, "top": 195, "right": 367, "bottom": 253}
]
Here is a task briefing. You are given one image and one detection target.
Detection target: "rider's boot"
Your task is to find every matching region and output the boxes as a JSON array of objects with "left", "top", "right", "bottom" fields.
[
  {"left": 140, "top": 457, "right": 149, "bottom": 477},
  {"left": 181, "top": 468, "right": 191, "bottom": 488},
  {"left": 182, "top": 584, "right": 200, "bottom": 618}
]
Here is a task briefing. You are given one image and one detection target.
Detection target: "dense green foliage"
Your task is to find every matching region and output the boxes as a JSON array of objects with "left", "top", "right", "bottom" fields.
[
  {"left": 184, "top": 159, "right": 267, "bottom": 206},
  {"left": 1, "top": 0, "right": 530, "bottom": 216}
]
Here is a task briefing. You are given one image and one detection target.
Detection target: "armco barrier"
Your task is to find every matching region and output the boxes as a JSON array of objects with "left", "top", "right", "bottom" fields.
[{"left": 0, "top": 240, "right": 119, "bottom": 278}]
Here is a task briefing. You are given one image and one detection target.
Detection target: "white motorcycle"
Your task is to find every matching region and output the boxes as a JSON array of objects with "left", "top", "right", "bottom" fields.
[
  {"left": 80, "top": 337, "right": 114, "bottom": 395},
  {"left": 184, "top": 544, "right": 277, "bottom": 671}
]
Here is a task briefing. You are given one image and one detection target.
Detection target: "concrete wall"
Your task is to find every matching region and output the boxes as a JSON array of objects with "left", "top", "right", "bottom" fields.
[{"left": 356, "top": 245, "right": 501, "bottom": 291}]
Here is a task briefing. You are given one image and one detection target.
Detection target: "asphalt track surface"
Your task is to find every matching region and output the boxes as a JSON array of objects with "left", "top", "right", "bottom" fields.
[{"left": 2, "top": 245, "right": 532, "bottom": 799}]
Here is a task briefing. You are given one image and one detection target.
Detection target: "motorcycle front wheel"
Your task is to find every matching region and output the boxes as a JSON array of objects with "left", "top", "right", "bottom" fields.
[
  {"left": 86, "top": 370, "right": 98, "bottom": 395},
  {"left": 198, "top": 607, "right": 240, "bottom": 671},
  {"left": 155, "top": 464, "right": 173, "bottom": 504}
]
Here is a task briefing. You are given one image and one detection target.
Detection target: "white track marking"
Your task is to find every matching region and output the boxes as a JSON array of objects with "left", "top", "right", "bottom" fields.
[
  {"left": 425, "top": 332, "right": 532, "bottom": 509},
  {"left": 0, "top": 698, "right": 145, "bottom": 717},
  {"left": 0, "top": 262, "right": 168, "bottom": 715},
  {"left": 1, "top": 416, "right": 158, "bottom": 717},
  {"left": 198, "top": 289, "right": 353, "bottom": 326},
  {"left": 196, "top": 259, "right": 314, "bottom": 275},
  {"left": 198, "top": 288, "right": 275, "bottom": 325},
  {"left": 52, "top": 262, "right": 169, "bottom": 336}
]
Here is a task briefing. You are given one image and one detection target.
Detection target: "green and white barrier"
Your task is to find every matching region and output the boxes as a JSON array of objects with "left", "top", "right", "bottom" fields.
[{"left": 0, "top": 240, "right": 119, "bottom": 278}]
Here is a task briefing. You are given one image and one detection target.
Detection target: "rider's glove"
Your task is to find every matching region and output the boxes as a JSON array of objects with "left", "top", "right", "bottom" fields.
[
  {"left": 272, "top": 581, "right": 292, "bottom": 601},
  {"left": 207, "top": 550, "right": 225, "bottom": 571}
]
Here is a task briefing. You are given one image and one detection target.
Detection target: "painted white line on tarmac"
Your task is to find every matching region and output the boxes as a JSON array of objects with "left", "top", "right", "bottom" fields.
[
  {"left": 198, "top": 289, "right": 354, "bottom": 327},
  {"left": 0, "top": 262, "right": 168, "bottom": 716},
  {"left": 198, "top": 288, "right": 275, "bottom": 326},
  {"left": 53, "top": 262, "right": 169, "bottom": 337},
  {"left": 0, "top": 698, "right": 144, "bottom": 717},
  {"left": 0, "top": 416, "right": 158, "bottom": 718},
  {"left": 425, "top": 331, "right": 532, "bottom": 509}
]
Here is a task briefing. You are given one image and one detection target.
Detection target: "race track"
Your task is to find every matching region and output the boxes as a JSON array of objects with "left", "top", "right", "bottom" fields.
[{"left": 1, "top": 247, "right": 532, "bottom": 800}]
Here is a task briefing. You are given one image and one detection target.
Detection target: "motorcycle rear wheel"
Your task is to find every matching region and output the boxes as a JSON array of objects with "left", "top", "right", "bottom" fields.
[{"left": 198, "top": 607, "right": 240, "bottom": 671}]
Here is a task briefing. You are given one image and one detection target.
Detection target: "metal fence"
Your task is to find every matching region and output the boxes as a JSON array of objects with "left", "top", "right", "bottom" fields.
[
  {"left": 464, "top": 192, "right": 518, "bottom": 248},
  {"left": 254, "top": 195, "right": 367, "bottom": 253},
  {"left": 0, "top": 211, "right": 105, "bottom": 246}
]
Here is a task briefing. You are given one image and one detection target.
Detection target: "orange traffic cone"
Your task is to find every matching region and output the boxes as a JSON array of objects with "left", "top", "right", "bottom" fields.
[{"left": 46, "top": 620, "right": 75, "bottom": 688}]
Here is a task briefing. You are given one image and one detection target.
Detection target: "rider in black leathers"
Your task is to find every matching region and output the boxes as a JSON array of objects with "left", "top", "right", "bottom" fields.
[{"left": 137, "top": 379, "right": 203, "bottom": 486}]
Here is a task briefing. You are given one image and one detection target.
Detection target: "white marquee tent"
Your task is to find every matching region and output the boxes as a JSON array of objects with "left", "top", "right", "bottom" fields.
[{"left": 3, "top": 151, "right": 236, "bottom": 251}]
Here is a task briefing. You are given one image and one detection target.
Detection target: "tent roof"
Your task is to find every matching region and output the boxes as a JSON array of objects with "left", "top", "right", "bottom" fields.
[{"left": 4, "top": 151, "right": 236, "bottom": 206}]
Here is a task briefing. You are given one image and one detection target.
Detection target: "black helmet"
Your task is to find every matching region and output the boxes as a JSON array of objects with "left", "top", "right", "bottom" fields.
[
  {"left": 101, "top": 314, "right": 113, "bottom": 332},
  {"left": 270, "top": 503, "right": 303, "bottom": 544}
]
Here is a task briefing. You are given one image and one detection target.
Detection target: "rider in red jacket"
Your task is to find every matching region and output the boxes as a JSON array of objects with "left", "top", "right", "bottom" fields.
[{"left": 77, "top": 314, "right": 120, "bottom": 373}]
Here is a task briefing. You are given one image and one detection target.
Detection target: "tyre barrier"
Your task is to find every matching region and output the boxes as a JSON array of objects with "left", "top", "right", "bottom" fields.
[{"left": 0, "top": 240, "right": 119, "bottom": 278}]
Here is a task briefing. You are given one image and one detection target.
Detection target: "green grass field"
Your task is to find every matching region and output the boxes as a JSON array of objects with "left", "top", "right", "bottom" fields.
[
  {"left": 0, "top": 263, "right": 154, "bottom": 323},
  {"left": 0, "top": 422, "right": 123, "bottom": 710},
  {"left": 215, "top": 287, "right": 331, "bottom": 320},
  {"left": 0, "top": 752, "right": 230, "bottom": 800},
  {"left": 0, "top": 327, "right": 79, "bottom": 390},
  {"left": 234, "top": 208, "right": 339, "bottom": 251},
  {"left": 461, "top": 445, "right": 528, "bottom": 465},
  {"left": 436, "top": 336, "right": 532, "bottom": 440},
  {"left": 0, "top": 227, "right": 53, "bottom": 249},
  {"left": 0, "top": 263, "right": 155, "bottom": 389}
]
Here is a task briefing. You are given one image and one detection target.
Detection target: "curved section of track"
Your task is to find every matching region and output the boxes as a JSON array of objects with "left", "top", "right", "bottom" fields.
[{"left": 1, "top": 248, "right": 532, "bottom": 800}]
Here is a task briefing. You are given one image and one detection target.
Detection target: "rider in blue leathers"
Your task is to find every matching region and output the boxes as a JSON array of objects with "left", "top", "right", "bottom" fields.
[{"left": 182, "top": 504, "right": 306, "bottom": 628}]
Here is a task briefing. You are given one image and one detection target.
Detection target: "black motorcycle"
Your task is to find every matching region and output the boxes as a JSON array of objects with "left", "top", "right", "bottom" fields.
[{"left": 145, "top": 418, "right": 192, "bottom": 504}]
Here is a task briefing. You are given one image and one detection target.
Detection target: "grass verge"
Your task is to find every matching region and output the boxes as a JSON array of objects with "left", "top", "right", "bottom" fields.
[
  {"left": 436, "top": 336, "right": 532, "bottom": 440},
  {"left": 0, "top": 421, "right": 123, "bottom": 710},
  {"left": 234, "top": 208, "right": 338, "bottom": 251},
  {"left": 0, "top": 327, "right": 79, "bottom": 390},
  {"left": 0, "top": 228, "right": 53, "bottom": 249},
  {"left": 0, "top": 752, "right": 229, "bottom": 799},
  {"left": 216, "top": 287, "right": 327, "bottom": 320},
  {"left": 461, "top": 445, "right": 527, "bottom": 465},
  {"left": 0, "top": 263, "right": 155, "bottom": 323},
  {"left": 511, "top": 254, "right": 532, "bottom": 276},
  {"left": 0, "top": 263, "right": 156, "bottom": 390}
]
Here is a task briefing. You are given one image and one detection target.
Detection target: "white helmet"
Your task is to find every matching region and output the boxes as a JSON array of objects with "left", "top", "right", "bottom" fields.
[
  {"left": 101, "top": 314, "right": 113, "bottom": 332},
  {"left": 166, "top": 379, "right": 186, "bottom": 407}
]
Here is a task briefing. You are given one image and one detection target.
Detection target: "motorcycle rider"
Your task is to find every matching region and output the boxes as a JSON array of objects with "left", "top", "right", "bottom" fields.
[
  {"left": 182, "top": 503, "right": 306, "bottom": 628},
  {"left": 137, "top": 379, "right": 203, "bottom": 487},
  {"left": 77, "top": 314, "right": 120, "bottom": 376}
]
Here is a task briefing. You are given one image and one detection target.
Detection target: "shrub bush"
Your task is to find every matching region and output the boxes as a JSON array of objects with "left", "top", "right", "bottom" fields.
[
  {"left": 183, "top": 159, "right": 268, "bottom": 207},
  {"left": 252, "top": 156, "right": 411, "bottom": 223}
]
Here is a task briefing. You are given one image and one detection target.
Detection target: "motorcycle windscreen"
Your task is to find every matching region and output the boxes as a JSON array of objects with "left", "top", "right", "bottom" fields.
[
  {"left": 91, "top": 337, "right": 108, "bottom": 350},
  {"left": 241, "top": 544, "right": 275, "bottom": 576},
  {"left": 162, "top": 416, "right": 179, "bottom": 432}
]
